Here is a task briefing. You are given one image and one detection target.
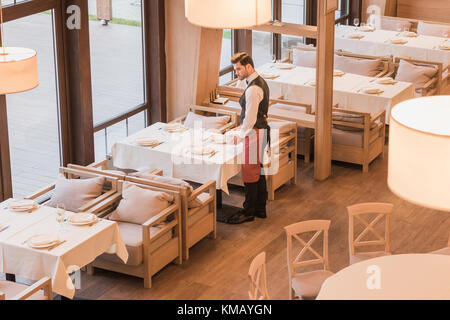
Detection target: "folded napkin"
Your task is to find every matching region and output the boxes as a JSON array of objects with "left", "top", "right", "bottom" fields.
[
  {"left": 135, "top": 138, "right": 159, "bottom": 146},
  {"left": 348, "top": 33, "right": 364, "bottom": 39},
  {"left": 438, "top": 43, "right": 450, "bottom": 50},
  {"left": 191, "top": 146, "right": 215, "bottom": 155},
  {"left": 273, "top": 63, "right": 295, "bottom": 70},
  {"left": 377, "top": 77, "right": 397, "bottom": 85},
  {"left": 390, "top": 38, "right": 408, "bottom": 44},
  {"left": 165, "top": 123, "right": 186, "bottom": 132},
  {"left": 9, "top": 199, "right": 37, "bottom": 210},
  {"left": 360, "top": 26, "right": 375, "bottom": 32},
  {"left": 360, "top": 87, "right": 384, "bottom": 94},
  {"left": 28, "top": 234, "right": 58, "bottom": 247},
  {"left": 402, "top": 31, "right": 418, "bottom": 37},
  {"left": 333, "top": 70, "right": 345, "bottom": 77},
  {"left": 69, "top": 213, "right": 96, "bottom": 224},
  {"left": 260, "top": 73, "right": 280, "bottom": 80}
]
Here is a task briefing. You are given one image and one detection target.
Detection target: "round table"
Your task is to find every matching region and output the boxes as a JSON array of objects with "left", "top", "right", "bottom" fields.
[{"left": 317, "top": 254, "right": 450, "bottom": 300}]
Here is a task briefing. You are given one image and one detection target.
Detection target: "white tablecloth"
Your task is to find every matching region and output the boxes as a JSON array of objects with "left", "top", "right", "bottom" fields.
[
  {"left": 0, "top": 203, "right": 128, "bottom": 299},
  {"left": 317, "top": 254, "right": 450, "bottom": 300},
  {"left": 257, "top": 63, "right": 416, "bottom": 122},
  {"left": 335, "top": 25, "right": 450, "bottom": 69},
  {"left": 112, "top": 122, "right": 242, "bottom": 194}
]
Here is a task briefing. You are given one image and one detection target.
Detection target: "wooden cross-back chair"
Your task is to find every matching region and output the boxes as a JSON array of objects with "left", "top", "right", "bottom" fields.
[
  {"left": 394, "top": 57, "right": 443, "bottom": 96},
  {"left": 26, "top": 167, "right": 119, "bottom": 213},
  {"left": 87, "top": 180, "right": 182, "bottom": 288},
  {"left": 170, "top": 104, "right": 238, "bottom": 134},
  {"left": 248, "top": 252, "right": 270, "bottom": 300},
  {"left": 347, "top": 202, "right": 393, "bottom": 265},
  {"left": 284, "top": 220, "right": 334, "bottom": 300},
  {"left": 0, "top": 277, "right": 53, "bottom": 300}
]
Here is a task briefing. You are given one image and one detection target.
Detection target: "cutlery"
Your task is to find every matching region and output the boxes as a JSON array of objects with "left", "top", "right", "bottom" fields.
[
  {"left": 0, "top": 225, "right": 10, "bottom": 232},
  {"left": 208, "top": 150, "right": 218, "bottom": 158},
  {"left": 47, "top": 240, "right": 67, "bottom": 251}
]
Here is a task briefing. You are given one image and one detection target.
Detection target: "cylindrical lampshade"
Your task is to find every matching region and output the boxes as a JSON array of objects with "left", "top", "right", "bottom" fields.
[
  {"left": 388, "top": 96, "right": 450, "bottom": 211},
  {"left": 0, "top": 47, "right": 39, "bottom": 95},
  {"left": 185, "top": 0, "right": 272, "bottom": 29}
]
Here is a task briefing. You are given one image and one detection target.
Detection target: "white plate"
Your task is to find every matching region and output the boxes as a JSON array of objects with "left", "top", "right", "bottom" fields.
[
  {"left": 377, "top": 77, "right": 397, "bottom": 85},
  {"left": 360, "top": 87, "right": 384, "bottom": 94},
  {"left": 334, "top": 70, "right": 345, "bottom": 77},
  {"left": 8, "top": 200, "right": 37, "bottom": 212},
  {"left": 27, "top": 234, "right": 59, "bottom": 249},
  {"left": 390, "top": 38, "right": 408, "bottom": 44},
  {"left": 348, "top": 34, "right": 364, "bottom": 39},
  {"left": 135, "top": 138, "right": 159, "bottom": 146},
  {"left": 273, "top": 63, "right": 294, "bottom": 70},
  {"left": 68, "top": 213, "right": 98, "bottom": 226},
  {"left": 191, "top": 146, "right": 215, "bottom": 155}
]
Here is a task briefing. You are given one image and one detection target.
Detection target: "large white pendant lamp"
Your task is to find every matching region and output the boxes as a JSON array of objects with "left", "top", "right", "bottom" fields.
[
  {"left": 0, "top": 2, "right": 39, "bottom": 95},
  {"left": 388, "top": 96, "right": 450, "bottom": 211},
  {"left": 185, "top": 0, "right": 272, "bottom": 29}
]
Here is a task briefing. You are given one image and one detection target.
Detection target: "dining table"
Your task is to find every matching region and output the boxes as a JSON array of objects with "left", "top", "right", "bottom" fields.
[
  {"left": 256, "top": 63, "right": 416, "bottom": 123},
  {"left": 335, "top": 25, "right": 450, "bottom": 69},
  {"left": 316, "top": 253, "right": 450, "bottom": 300},
  {"left": 112, "top": 122, "right": 245, "bottom": 222},
  {"left": 0, "top": 199, "right": 128, "bottom": 299}
]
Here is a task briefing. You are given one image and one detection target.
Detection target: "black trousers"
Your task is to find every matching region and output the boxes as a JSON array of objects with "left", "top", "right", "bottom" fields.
[{"left": 243, "top": 175, "right": 268, "bottom": 215}]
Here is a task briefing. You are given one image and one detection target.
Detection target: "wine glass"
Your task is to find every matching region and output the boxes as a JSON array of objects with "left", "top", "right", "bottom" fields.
[
  {"left": 56, "top": 203, "right": 66, "bottom": 234},
  {"left": 353, "top": 18, "right": 360, "bottom": 31},
  {"left": 442, "top": 30, "right": 449, "bottom": 42},
  {"left": 396, "top": 23, "right": 403, "bottom": 35}
]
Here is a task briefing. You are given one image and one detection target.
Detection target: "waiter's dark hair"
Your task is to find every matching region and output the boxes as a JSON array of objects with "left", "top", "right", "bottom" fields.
[{"left": 231, "top": 52, "right": 254, "bottom": 68}]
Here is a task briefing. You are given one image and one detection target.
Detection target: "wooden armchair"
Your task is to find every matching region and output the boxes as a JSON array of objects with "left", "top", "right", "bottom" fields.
[
  {"left": 125, "top": 175, "right": 216, "bottom": 261},
  {"left": 331, "top": 108, "right": 386, "bottom": 173},
  {"left": 248, "top": 252, "right": 270, "bottom": 300},
  {"left": 394, "top": 57, "right": 443, "bottom": 96},
  {"left": 0, "top": 277, "right": 53, "bottom": 300},
  {"left": 430, "top": 235, "right": 450, "bottom": 255},
  {"left": 284, "top": 220, "right": 334, "bottom": 300},
  {"left": 87, "top": 180, "right": 182, "bottom": 288},
  {"left": 334, "top": 50, "right": 394, "bottom": 78},
  {"left": 26, "top": 167, "right": 119, "bottom": 213},
  {"left": 347, "top": 202, "right": 393, "bottom": 265},
  {"left": 170, "top": 104, "right": 238, "bottom": 134}
]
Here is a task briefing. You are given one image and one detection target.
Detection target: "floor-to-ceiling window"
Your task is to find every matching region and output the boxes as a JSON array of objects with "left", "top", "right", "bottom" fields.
[
  {"left": 4, "top": 11, "right": 61, "bottom": 199},
  {"left": 281, "top": 0, "right": 306, "bottom": 56},
  {"left": 88, "top": 0, "right": 146, "bottom": 161}
]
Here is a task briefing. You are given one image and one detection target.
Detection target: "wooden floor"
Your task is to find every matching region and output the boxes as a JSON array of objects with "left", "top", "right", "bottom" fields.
[{"left": 73, "top": 146, "right": 450, "bottom": 300}]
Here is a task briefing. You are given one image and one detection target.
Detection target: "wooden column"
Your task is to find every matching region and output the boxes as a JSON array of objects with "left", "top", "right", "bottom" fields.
[
  {"left": 350, "top": 0, "right": 362, "bottom": 23},
  {"left": 0, "top": 96, "right": 12, "bottom": 201},
  {"left": 234, "top": 30, "right": 252, "bottom": 55},
  {"left": 145, "top": 0, "right": 167, "bottom": 124},
  {"left": 314, "top": 0, "right": 336, "bottom": 181},
  {"left": 195, "top": 28, "right": 223, "bottom": 105},
  {"left": 59, "top": 0, "right": 95, "bottom": 166}
]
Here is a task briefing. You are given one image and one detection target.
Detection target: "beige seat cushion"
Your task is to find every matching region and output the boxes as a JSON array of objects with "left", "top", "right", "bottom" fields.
[
  {"left": 0, "top": 280, "right": 49, "bottom": 300},
  {"left": 109, "top": 182, "right": 173, "bottom": 224},
  {"left": 269, "top": 103, "right": 308, "bottom": 114},
  {"left": 292, "top": 48, "right": 316, "bottom": 68},
  {"left": 99, "top": 221, "right": 173, "bottom": 266},
  {"left": 430, "top": 247, "right": 450, "bottom": 255},
  {"left": 183, "top": 112, "right": 230, "bottom": 130},
  {"left": 395, "top": 59, "right": 438, "bottom": 91},
  {"left": 380, "top": 17, "right": 412, "bottom": 32},
  {"left": 417, "top": 21, "right": 450, "bottom": 37},
  {"left": 46, "top": 174, "right": 105, "bottom": 212},
  {"left": 291, "top": 270, "right": 334, "bottom": 298},
  {"left": 332, "top": 123, "right": 382, "bottom": 147},
  {"left": 129, "top": 172, "right": 202, "bottom": 209},
  {"left": 350, "top": 251, "right": 391, "bottom": 265},
  {"left": 334, "top": 55, "right": 383, "bottom": 77}
]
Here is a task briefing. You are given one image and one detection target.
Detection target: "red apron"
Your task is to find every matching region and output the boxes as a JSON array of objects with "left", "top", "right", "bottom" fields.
[{"left": 241, "top": 129, "right": 265, "bottom": 183}]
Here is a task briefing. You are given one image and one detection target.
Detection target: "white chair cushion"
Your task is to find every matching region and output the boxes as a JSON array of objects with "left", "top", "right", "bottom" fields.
[
  {"left": 109, "top": 182, "right": 173, "bottom": 225},
  {"left": 332, "top": 123, "right": 382, "bottom": 147},
  {"left": 46, "top": 174, "right": 105, "bottom": 213},
  {"left": 184, "top": 112, "right": 230, "bottom": 130},
  {"left": 334, "top": 55, "right": 383, "bottom": 77},
  {"left": 291, "top": 270, "right": 334, "bottom": 298},
  {"left": 292, "top": 48, "right": 316, "bottom": 68},
  {"left": 350, "top": 251, "right": 391, "bottom": 265},
  {"left": 417, "top": 21, "right": 450, "bottom": 37},
  {"left": 395, "top": 59, "right": 438, "bottom": 91}
]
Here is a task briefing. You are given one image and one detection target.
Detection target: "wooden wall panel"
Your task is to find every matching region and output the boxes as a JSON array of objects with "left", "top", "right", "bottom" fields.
[{"left": 397, "top": 0, "right": 450, "bottom": 23}]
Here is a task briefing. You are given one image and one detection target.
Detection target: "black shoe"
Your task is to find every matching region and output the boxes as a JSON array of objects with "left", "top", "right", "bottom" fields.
[
  {"left": 226, "top": 211, "right": 255, "bottom": 224},
  {"left": 255, "top": 210, "right": 267, "bottom": 219}
]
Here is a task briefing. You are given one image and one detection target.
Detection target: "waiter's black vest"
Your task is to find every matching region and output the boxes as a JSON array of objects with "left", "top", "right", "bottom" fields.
[{"left": 239, "top": 75, "right": 269, "bottom": 129}]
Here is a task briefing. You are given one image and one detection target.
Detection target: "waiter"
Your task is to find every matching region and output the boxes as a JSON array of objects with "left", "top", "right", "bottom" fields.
[{"left": 226, "top": 52, "right": 270, "bottom": 224}]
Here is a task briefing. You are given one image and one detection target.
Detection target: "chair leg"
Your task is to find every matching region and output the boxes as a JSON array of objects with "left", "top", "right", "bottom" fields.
[
  {"left": 362, "top": 163, "right": 369, "bottom": 173},
  {"left": 144, "top": 274, "right": 152, "bottom": 289},
  {"left": 86, "top": 264, "right": 95, "bottom": 276}
]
